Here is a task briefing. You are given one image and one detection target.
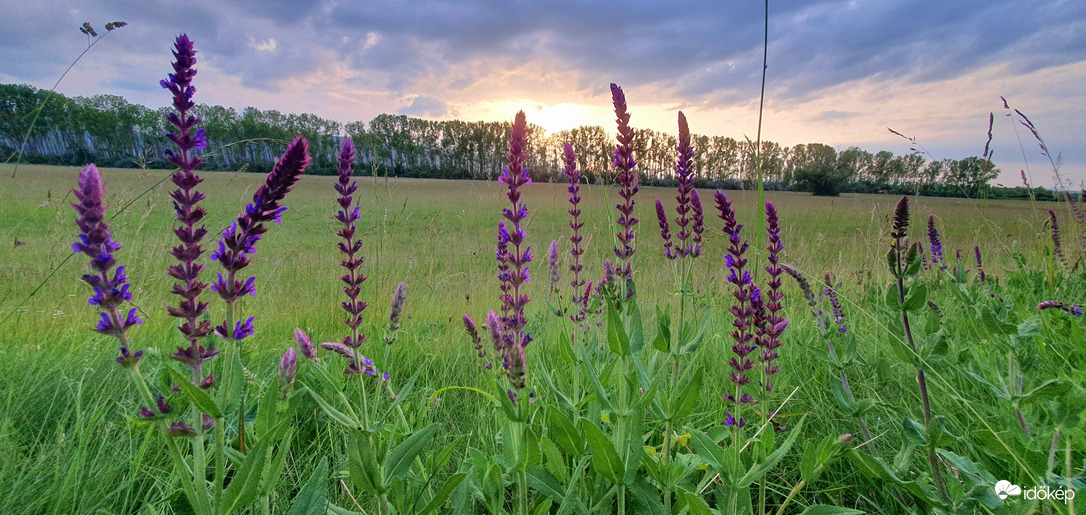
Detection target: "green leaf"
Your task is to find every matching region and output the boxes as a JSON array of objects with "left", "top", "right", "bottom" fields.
[
  {"left": 627, "top": 476, "right": 664, "bottom": 515},
  {"left": 902, "top": 415, "right": 927, "bottom": 446},
  {"left": 606, "top": 302, "right": 631, "bottom": 356},
  {"left": 348, "top": 432, "right": 383, "bottom": 495},
  {"left": 680, "top": 308, "right": 714, "bottom": 355},
  {"left": 1017, "top": 315, "right": 1043, "bottom": 338},
  {"left": 683, "top": 489, "right": 717, "bottom": 515},
  {"left": 526, "top": 466, "right": 565, "bottom": 503},
  {"left": 670, "top": 368, "right": 703, "bottom": 421},
  {"left": 737, "top": 415, "right": 806, "bottom": 488},
  {"left": 1013, "top": 379, "right": 1070, "bottom": 405},
  {"left": 798, "top": 505, "right": 865, "bottom": 515},
  {"left": 653, "top": 305, "right": 671, "bottom": 353},
  {"left": 885, "top": 283, "right": 901, "bottom": 310},
  {"left": 288, "top": 459, "right": 329, "bottom": 515},
  {"left": 902, "top": 283, "right": 927, "bottom": 312},
  {"left": 628, "top": 302, "right": 645, "bottom": 355},
  {"left": 547, "top": 407, "right": 583, "bottom": 457},
  {"left": 687, "top": 430, "right": 727, "bottom": 477},
  {"left": 383, "top": 423, "right": 439, "bottom": 482},
  {"left": 306, "top": 389, "right": 358, "bottom": 428},
  {"left": 166, "top": 367, "right": 223, "bottom": 419},
  {"left": 540, "top": 436, "right": 569, "bottom": 485},
  {"left": 222, "top": 418, "right": 292, "bottom": 512},
  {"left": 416, "top": 473, "right": 467, "bottom": 515},
  {"left": 827, "top": 373, "right": 854, "bottom": 412},
  {"left": 259, "top": 429, "right": 295, "bottom": 496},
  {"left": 579, "top": 420, "right": 624, "bottom": 485},
  {"left": 964, "top": 372, "right": 1010, "bottom": 401},
  {"left": 557, "top": 329, "right": 576, "bottom": 364}
]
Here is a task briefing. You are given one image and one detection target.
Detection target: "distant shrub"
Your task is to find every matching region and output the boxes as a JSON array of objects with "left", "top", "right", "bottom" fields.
[{"left": 794, "top": 163, "right": 853, "bottom": 196}]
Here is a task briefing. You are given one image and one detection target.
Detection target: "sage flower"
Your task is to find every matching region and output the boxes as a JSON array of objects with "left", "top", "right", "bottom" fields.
[
  {"left": 72, "top": 164, "right": 142, "bottom": 343},
  {"left": 759, "top": 202, "right": 787, "bottom": 392},
  {"left": 611, "top": 83, "right": 639, "bottom": 298},
  {"left": 162, "top": 34, "right": 217, "bottom": 379},
  {"left": 927, "top": 215, "right": 946, "bottom": 269},
  {"left": 211, "top": 136, "right": 311, "bottom": 332},
  {"left": 1038, "top": 300, "right": 1082, "bottom": 316},
  {"left": 334, "top": 138, "right": 368, "bottom": 350},
  {"left": 655, "top": 198, "right": 675, "bottom": 259},
  {"left": 294, "top": 328, "right": 318, "bottom": 361},
  {"left": 547, "top": 240, "right": 561, "bottom": 294},
  {"left": 716, "top": 190, "right": 756, "bottom": 417},
  {"left": 387, "top": 281, "right": 407, "bottom": 340},
  {"left": 673, "top": 112, "right": 699, "bottom": 258},
  {"left": 278, "top": 347, "right": 297, "bottom": 398},
  {"left": 495, "top": 112, "right": 533, "bottom": 397},
  {"left": 564, "top": 142, "right": 586, "bottom": 294},
  {"left": 1049, "top": 209, "right": 1066, "bottom": 268}
]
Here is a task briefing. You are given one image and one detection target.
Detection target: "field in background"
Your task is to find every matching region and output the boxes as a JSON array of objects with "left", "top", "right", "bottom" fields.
[{"left": 0, "top": 164, "right": 1072, "bottom": 512}]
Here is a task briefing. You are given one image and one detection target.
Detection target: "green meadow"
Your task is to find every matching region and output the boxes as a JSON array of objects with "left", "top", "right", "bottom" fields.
[{"left": 0, "top": 163, "right": 1081, "bottom": 513}]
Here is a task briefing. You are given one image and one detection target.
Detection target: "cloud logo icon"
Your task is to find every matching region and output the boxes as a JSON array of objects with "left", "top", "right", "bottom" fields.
[{"left": 995, "top": 480, "right": 1022, "bottom": 500}]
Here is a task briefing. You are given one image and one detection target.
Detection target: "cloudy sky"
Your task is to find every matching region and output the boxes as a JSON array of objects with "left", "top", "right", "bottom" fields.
[{"left": 2, "top": 0, "right": 1085, "bottom": 188}]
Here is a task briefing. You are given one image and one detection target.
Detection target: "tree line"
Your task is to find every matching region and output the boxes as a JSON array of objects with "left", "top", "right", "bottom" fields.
[{"left": 1, "top": 83, "right": 1043, "bottom": 199}]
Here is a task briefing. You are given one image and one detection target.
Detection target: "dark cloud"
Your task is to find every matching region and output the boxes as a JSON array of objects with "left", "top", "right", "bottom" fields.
[{"left": 5, "top": 0, "right": 1083, "bottom": 104}]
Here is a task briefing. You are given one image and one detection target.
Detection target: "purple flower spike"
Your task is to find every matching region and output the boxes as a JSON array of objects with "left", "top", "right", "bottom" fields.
[
  {"left": 673, "top": 112, "right": 699, "bottom": 258},
  {"left": 494, "top": 111, "right": 533, "bottom": 395},
  {"left": 387, "top": 282, "right": 407, "bottom": 339},
  {"left": 563, "top": 142, "right": 586, "bottom": 302},
  {"left": 73, "top": 164, "right": 142, "bottom": 348},
  {"left": 655, "top": 198, "right": 675, "bottom": 259},
  {"left": 333, "top": 137, "right": 368, "bottom": 355},
  {"left": 690, "top": 189, "right": 704, "bottom": 257},
  {"left": 1039, "top": 300, "right": 1082, "bottom": 316},
  {"left": 823, "top": 272, "right": 847, "bottom": 334},
  {"left": 294, "top": 328, "right": 318, "bottom": 361},
  {"left": 758, "top": 202, "right": 787, "bottom": 392},
  {"left": 278, "top": 347, "right": 297, "bottom": 398},
  {"left": 716, "top": 190, "right": 758, "bottom": 405},
  {"left": 974, "top": 245, "right": 986, "bottom": 283},
  {"left": 1048, "top": 209, "right": 1066, "bottom": 268},
  {"left": 927, "top": 215, "right": 946, "bottom": 270},
  {"left": 138, "top": 407, "right": 155, "bottom": 418},
  {"left": 611, "top": 83, "right": 640, "bottom": 298},
  {"left": 162, "top": 35, "right": 212, "bottom": 383},
  {"left": 214, "top": 137, "right": 310, "bottom": 307},
  {"left": 547, "top": 240, "right": 561, "bottom": 293}
]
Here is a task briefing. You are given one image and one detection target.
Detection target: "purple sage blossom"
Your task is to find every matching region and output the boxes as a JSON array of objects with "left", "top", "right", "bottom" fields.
[
  {"left": 278, "top": 347, "right": 297, "bottom": 398},
  {"left": 166, "top": 421, "right": 196, "bottom": 438},
  {"left": 927, "top": 215, "right": 946, "bottom": 270},
  {"left": 715, "top": 190, "right": 757, "bottom": 408},
  {"left": 655, "top": 198, "right": 675, "bottom": 260},
  {"left": 294, "top": 328, "right": 318, "bottom": 361},
  {"left": 210, "top": 136, "right": 311, "bottom": 338},
  {"left": 495, "top": 112, "right": 533, "bottom": 396},
  {"left": 758, "top": 202, "right": 787, "bottom": 392},
  {"left": 547, "top": 240, "right": 561, "bottom": 294},
  {"left": 823, "top": 272, "right": 847, "bottom": 334},
  {"left": 333, "top": 138, "right": 368, "bottom": 351},
  {"left": 690, "top": 189, "right": 704, "bottom": 257},
  {"left": 72, "top": 164, "right": 143, "bottom": 349},
  {"left": 611, "top": 83, "right": 639, "bottom": 299},
  {"left": 1049, "top": 209, "right": 1066, "bottom": 268},
  {"left": 974, "top": 245, "right": 986, "bottom": 283},
  {"left": 673, "top": 112, "right": 700, "bottom": 258},
  {"left": 1038, "top": 300, "right": 1083, "bottom": 316},
  {"left": 387, "top": 281, "right": 407, "bottom": 341},
  {"left": 161, "top": 34, "right": 215, "bottom": 382},
  {"left": 564, "top": 143, "right": 586, "bottom": 294}
]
